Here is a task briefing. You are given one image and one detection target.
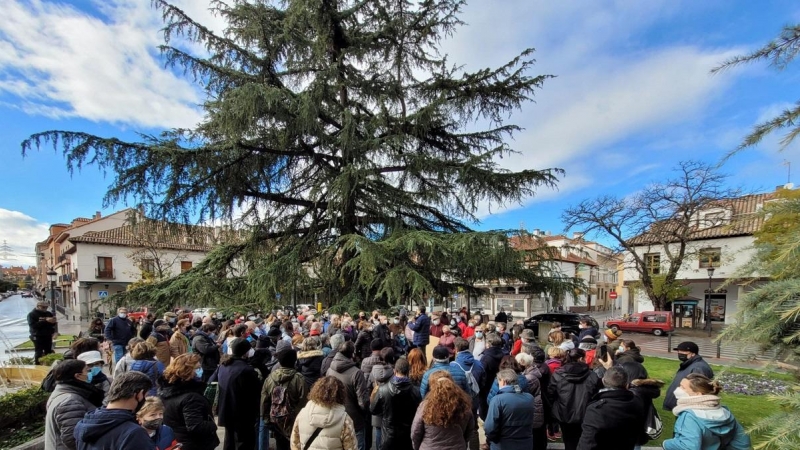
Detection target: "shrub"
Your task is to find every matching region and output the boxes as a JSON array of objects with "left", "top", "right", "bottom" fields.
[
  {"left": 7, "top": 356, "right": 35, "bottom": 365},
  {"left": 38, "top": 353, "right": 64, "bottom": 366},
  {"left": 0, "top": 387, "right": 50, "bottom": 429}
]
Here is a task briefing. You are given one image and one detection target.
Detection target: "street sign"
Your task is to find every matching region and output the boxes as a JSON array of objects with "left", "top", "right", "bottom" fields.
[
  {"left": 609, "top": 291, "right": 618, "bottom": 300},
  {"left": 98, "top": 291, "right": 108, "bottom": 298}
]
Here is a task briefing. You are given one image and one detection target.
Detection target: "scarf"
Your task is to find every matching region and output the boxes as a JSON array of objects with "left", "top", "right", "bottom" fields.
[{"left": 672, "top": 394, "right": 721, "bottom": 416}]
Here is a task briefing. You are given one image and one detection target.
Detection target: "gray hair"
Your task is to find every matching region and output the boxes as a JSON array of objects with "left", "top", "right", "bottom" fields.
[
  {"left": 302, "top": 336, "right": 321, "bottom": 351},
  {"left": 602, "top": 366, "right": 629, "bottom": 390},
  {"left": 107, "top": 371, "right": 152, "bottom": 403},
  {"left": 497, "top": 368, "right": 518, "bottom": 386},
  {"left": 515, "top": 352, "right": 534, "bottom": 368},
  {"left": 330, "top": 333, "right": 345, "bottom": 350}
]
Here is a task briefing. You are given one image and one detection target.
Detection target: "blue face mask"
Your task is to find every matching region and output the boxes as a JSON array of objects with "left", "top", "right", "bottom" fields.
[
  {"left": 194, "top": 368, "right": 203, "bottom": 380},
  {"left": 86, "top": 366, "right": 101, "bottom": 384}
]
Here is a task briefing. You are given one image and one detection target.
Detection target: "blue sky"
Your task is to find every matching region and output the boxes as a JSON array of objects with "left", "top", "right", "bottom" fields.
[{"left": 1, "top": 0, "right": 800, "bottom": 267}]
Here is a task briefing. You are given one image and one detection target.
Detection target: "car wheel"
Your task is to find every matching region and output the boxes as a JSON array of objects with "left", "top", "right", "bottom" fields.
[
  {"left": 653, "top": 328, "right": 664, "bottom": 336},
  {"left": 610, "top": 325, "right": 620, "bottom": 332}
]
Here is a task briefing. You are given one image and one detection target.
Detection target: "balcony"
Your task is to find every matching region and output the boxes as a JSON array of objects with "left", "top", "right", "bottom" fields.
[
  {"left": 60, "top": 273, "right": 73, "bottom": 284},
  {"left": 95, "top": 268, "right": 115, "bottom": 279}
]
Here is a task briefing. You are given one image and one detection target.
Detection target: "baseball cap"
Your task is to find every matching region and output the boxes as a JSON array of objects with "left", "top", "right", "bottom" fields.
[{"left": 673, "top": 341, "right": 699, "bottom": 354}]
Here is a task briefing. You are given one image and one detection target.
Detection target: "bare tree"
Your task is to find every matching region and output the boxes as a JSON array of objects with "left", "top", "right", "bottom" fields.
[
  {"left": 562, "top": 161, "right": 739, "bottom": 311},
  {"left": 123, "top": 218, "right": 193, "bottom": 286}
]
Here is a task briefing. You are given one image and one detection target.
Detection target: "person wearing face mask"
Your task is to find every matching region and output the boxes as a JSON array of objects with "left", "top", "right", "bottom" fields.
[
  {"left": 210, "top": 338, "right": 261, "bottom": 450},
  {"left": 77, "top": 351, "right": 111, "bottom": 396},
  {"left": 388, "top": 315, "right": 403, "bottom": 337},
  {"left": 136, "top": 397, "right": 178, "bottom": 450},
  {"left": 74, "top": 371, "right": 157, "bottom": 450},
  {"left": 455, "top": 315, "right": 468, "bottom": 337},
  {"left": 429, "top": 314, "right": 444, "bottom": 338},
  {"left": 45, "top": 360, "right": 104, "bottom": 450},
  {"left": 438, "top": 325, "right": 456, "bottom": 357},
  {"left": 373, "top": 315, "right": 392, "bottom": 349},
  {"left": 169, "top": 319, "right": 192, "bottom": 358},
  {"left": 355, "top": 320, "right": 375, "bottom": 362},
  {"left": 461, "top": 320, "right": 475, "bottom": 339},
  {"left": 662, "top": 341, "right": 714, "bottom": 411},
  {"left": 663, "top": 374, "right": 750, "bottom": 450},
  {"left": 105, "top": 307, "right": 136, "bottom": 365},
  {"left": 159, "top": 354, "right": 219, "bottom": 450},
  {"left": 468, "top": 324, "right": 487, "bottom": 358}
]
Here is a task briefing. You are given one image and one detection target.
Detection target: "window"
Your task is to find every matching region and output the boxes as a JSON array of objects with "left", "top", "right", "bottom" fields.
[
  {"left": 699, "top": 248, "right": 721, "bottom": 269},
  {"left": 644, "top": 253, "right": 661, "bottom": 275},
  {"left": 97, "top": 257, "right": 114, "bottom": 279},
  {"left": 703, "top": 212, "right": 726, "bottom": 227},
  {"left": 141, "top": 259, "right": 156, "bottom": 277},
  {"left": 181, "top": 261, "right": 193, "bottom": 273}
]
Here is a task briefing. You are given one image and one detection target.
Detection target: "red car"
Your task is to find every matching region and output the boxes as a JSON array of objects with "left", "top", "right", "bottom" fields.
[
  {"left": 606, "top": 311, "right": 674, "bottom": 336},
  {"left": 127, "top": 307, "right": 150, "bottom": 322}
]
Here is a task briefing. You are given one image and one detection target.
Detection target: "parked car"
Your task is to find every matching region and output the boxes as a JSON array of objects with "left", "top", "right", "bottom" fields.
[
  {"left": 606, "top": 311, "right": 674, "bottom": 336},
  {"left": 127, "top": 307, "right": 150, "bottom": 322},
  {"left": 523, "top": 312, "right": 599, "bottom": 336},
  {"left": 21, "top": 291, "right": 32, "bottom": 298}
]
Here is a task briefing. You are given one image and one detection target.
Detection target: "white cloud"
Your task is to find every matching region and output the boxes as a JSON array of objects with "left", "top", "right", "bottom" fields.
[
  {"left": 0, "top": 209, "right": 48, "bottom": 267},
  {"left": 0, "top": 0, "right": 202, "bottom": 128}
]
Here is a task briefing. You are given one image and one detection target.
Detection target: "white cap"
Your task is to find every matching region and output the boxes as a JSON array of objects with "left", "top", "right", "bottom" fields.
[{"left": 77, "top": 350, "right": 104, "bottom": 365}]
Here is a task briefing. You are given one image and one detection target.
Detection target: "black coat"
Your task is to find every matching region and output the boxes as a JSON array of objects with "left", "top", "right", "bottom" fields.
[
  {"left": 296, "top": 350, "right": 324, "bottom": 389},
  {"left": 662, "top": 355, "right": 714, "bottom": 411},
  {"left": 370, "top": 377, "right": 422, "bottom": 450},
  {"left": 320, "top": 349, "right": 338, "bottom": 377},
  {"left": 548, "top": 361, "right": 600, "bottom": 425},
  {"left": 355, "top": 330, "right": 374, "bottom": 360},
  {"left": 158, "top": 377, "right": 219, "bottom": 450},
  {"left": 577, "top": 389, "right": 646, "bottom": 450},
  {"left": 373, "top": 324, "right": 392, "bottom": 348},
  {"left": 192, "top": 331, "right": 221, "bottom": 373},
  {"left": 139, "top": 320, "right": 154, "bottom": 340},
  {"left": 479, "top": 345, "right": 505, "bottom": 420},
  {"left": 28, "top": 308, "right": 56, "bottom": 336},
  {"left": 210, "top": 358, "right": 261, "bottom": 429},
  {"left": 631, "top": 379, "right": 664, "bottom": 446}
]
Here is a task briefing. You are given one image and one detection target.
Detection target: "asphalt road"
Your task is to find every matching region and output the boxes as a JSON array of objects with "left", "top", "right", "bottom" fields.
[{"left": 0, "top": 293, "right": 38, "bottom": 361}]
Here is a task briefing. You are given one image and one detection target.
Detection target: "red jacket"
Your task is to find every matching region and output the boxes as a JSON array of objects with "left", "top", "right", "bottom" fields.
[{"left": 462, "top": 325, "right": 475, "bottom": 339}]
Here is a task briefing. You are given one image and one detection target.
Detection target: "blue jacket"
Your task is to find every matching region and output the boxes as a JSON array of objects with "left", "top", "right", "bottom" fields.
[
  {"left": 152, "top": 424, "right": 177, "bottom": 450},
  {"left": 129, "top": 359, "right": 166, "bottom": 397},
  {"left": 663, "top": 407, "right": 751, "bottom": 450},
  {"left": 487, "top": 374, "right": 529, "bottom": 406},
  {"left": 420, "top": 360, "right": 470, "bottom": 398},
  {"left": 408, "top": 313, "right": 431, "bottom": 346},
  {"left": 74, "top": 408, "right": 156, "bottom": 450},
  {"left": 484, "top": 386, "right": 535, "bottom": 450},
  {"left": 104, "top": 316, "right": 135, "bottom": 346},
  {"left": 455, "top": 351, "right": 485, "bottom": 388}
]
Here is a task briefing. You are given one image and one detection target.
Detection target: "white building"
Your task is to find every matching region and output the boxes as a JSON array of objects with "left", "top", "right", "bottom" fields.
[{"left": 623, "top": 189, "right": 782, "bottom": 325}]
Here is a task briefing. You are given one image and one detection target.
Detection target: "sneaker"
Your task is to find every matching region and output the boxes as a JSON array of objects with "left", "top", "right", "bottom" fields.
[
  {"left": 547, "top": 431, "right": 557, "bottom": 442},
  {"left": 554, "top": 431, "right": 562, "bottom": 439}
]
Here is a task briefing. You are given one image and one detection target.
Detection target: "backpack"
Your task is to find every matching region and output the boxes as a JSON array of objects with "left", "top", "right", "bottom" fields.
[
  {"left": 41, "top": 369, "right": 56, "bottom": 393},
  {"left": 644, "top": 402, "right": 663, "bottom": 440},
  {"left": 451, "top": 361, "right": 480, "bottom": 397},
  {"left": 269, "top": 383, "right": 294, "bottom": 438}
]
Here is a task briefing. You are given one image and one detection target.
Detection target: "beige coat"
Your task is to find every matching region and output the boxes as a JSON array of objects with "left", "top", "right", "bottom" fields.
[{"left": 291, "top": 401, "right": 357, "bottom": 450}]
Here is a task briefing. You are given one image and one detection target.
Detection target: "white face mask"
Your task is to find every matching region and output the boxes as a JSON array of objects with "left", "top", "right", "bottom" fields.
[
  {"left": 393, "top": 320, "right": 399, "bottom": 325},
  {"left": 673, "top": 387, "right": 690, "bottom": 400},
  {"left": 433, "top": 320, "right": 440, "bottom": 326},
  {"left": 247, "top": 348, "right": 255, "bottom": 358},
  {"left": 119, "top": 313, "right": 127, "bottom": 319}
]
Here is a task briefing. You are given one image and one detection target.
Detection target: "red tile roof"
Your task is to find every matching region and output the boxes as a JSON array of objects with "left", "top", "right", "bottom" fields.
[{"left": 69, "top": 221, "right": 215, "bottom": 252}]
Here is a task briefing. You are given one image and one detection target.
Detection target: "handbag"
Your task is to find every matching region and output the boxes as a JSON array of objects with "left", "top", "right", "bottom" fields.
[
  {"left": 303, "top": 428, "right": 322, "bottom": 450},
  {"left": 203, "top": 381, "right": 219, "bottom": 416},
  {"left": 644, "top": 402, "right": 663, "bottom": 440}
]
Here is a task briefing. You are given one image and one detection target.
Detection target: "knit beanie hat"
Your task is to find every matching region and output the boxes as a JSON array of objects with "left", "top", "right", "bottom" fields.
[
  {"left": 275, "top": 340, "right": 297, "bottom": 368},
  {"left": 432, "top": 346, "right": 450, "bottom": 361},
  {"left": 231, "top": 338, "right": 252, "bottom": 357}
]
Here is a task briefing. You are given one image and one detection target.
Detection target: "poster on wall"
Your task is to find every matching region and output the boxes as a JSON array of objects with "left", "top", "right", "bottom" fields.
[{"left": 708, "top": 294, "right": 726, "bottom": 322}]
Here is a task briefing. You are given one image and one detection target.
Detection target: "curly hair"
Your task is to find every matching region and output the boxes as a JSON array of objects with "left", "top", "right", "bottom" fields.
[
  {"left": 407, "top": 348, "right": 427, "bottom": 385},
  {"left": 422, "top": 371, "right": 471, "bottom": 427},
  {"left": 309, "top": 376, "right": 346, "bottom": 407},
  {"left": 550, "top": 331, "right": 565, "bottom": 346},
  {"left": 164, "top": 353, "right": 201, "bottom": 384}
]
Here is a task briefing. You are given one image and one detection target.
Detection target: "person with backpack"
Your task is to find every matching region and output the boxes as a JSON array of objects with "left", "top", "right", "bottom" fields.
[
  {"left": 129, "top": 342, "right": 165, "bottom": 397},
  {"left": 327, "top": 341, "right": 371, "bottom": 450},
  {"left": 453, "top": 338, "right": 483, "bottom": 450},
  {"left": 370, "top": 358, "right": 421, "bottom": 450},
  {"left": 114, "top": 337, "right": 145, "bottom": 376},
  {"left": 263, "top": 340, "right": 308, "bottom": 450},
  {"left": 290, "top": 376, "right": 358, "bottom": 450},
  {"left": 211, "top": 338, "right": 261, "bottom": 450},
  {"left": 419, "top": 346, "right": 470, "bottom": 398}
]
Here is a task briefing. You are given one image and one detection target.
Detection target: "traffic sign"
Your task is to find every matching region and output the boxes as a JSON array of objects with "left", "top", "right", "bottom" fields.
[
  {"left": 609, "top": 291, "right": 618, "bottom": 300},
  {"left": 98, "top": 291, "right": 108, "bottom": 297}
]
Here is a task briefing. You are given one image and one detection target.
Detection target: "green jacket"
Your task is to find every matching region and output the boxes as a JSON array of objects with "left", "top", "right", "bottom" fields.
[{"left": 261, "top": 366, "right": 308, "bottom": 421}]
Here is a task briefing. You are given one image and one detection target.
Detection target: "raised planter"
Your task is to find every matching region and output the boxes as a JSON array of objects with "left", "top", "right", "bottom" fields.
[{"left": 0, "top": 366, "right": 50, "bottom": 384}]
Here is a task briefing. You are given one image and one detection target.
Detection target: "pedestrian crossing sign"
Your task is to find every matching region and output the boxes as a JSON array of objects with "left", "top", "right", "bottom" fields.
[{"left": 98, "top": 291, "right": 108, "bottom": 297}]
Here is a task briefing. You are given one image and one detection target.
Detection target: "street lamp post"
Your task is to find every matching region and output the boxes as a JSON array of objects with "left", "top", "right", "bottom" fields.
[
  {"left": 705, "top": 266, "right": 715, "bottom": 337},
  {"left": 46, "top": 269, "right": 57, "bottom": 314}
]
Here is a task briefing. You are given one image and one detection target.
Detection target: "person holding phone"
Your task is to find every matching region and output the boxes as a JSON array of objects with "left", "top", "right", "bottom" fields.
[{"left": 28, "top": 301, "right": 57, "bottom": 364}]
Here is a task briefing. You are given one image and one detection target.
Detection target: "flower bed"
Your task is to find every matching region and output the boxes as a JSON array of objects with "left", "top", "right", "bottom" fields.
[{"left": 716, "top": 372, "right": 792, "bottom": 396}]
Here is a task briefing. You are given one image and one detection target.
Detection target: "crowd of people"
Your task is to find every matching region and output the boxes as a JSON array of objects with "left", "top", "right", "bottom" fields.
[{"left": 35, "top": 303, "right": 753, "bottom": 450}]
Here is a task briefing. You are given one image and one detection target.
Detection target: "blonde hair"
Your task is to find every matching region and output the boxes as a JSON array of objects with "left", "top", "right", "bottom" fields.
[
  {"left": 136, "top": 396, "right": 164, "bottom": 419},
  {"left": 547, "top": 347, "right": 566, "bottom": 359},
  {"left": 164, "top": 353, "right": 201, "bottom": 384}
]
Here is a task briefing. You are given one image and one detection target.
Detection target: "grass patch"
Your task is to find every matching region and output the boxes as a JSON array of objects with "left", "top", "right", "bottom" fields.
[
  {"left": 13, "top": 335, "right": 76, "bottom": 351},
  {"left": 643, "top": 356, "right": 796, "bottom": 446}
]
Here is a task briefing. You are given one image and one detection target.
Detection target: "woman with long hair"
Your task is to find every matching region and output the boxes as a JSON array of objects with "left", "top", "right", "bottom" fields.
[
  {"left": 291, "top": 376, "right": 358, "bottom": 450},
  {"left": 663, "top": 374, "right": 750, "bottom": 450},
  {"left": 158, "top": 353, "right": 219, "bottom": 450},
  {"left": 411, "top": 371, "right": 474, "bottom": 450},
  {"left": 407, "top": 348, "right": 427, "bottom": 386}
]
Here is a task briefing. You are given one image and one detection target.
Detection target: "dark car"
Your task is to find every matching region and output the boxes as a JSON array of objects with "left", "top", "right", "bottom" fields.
[{"left": 523, "top": 312, "right": 599, "bottom": 337}]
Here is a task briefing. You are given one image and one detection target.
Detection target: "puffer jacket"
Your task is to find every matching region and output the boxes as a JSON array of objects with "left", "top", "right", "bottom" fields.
[
  {"left": 45, "top": 381, "right": 103, "bottom": 450},
  {"left": 408, "top": 313, "right": 431, "bottom": 346},
  {"left": 291, "top": 401, "right": 358, "bottom": 450},
  {"left": 486, "top": 374, "right": 529, "bottom": 405},
  {"left": 370, "top": 363, "right": 394, "bottom": 428},
  {"left": 484, "top": 387, "right": 535, "bottom": 450},
  {"left": 663, "top": 404, "right": 750, "bottom": 450},
  {"left": 370, "top": 377, "right": 422, "bottom": 450},
  {"left": 547, "top": 361, "right": 600, "bottom": 424},
  {"left": 411, "top": 399, "right": 474, "bottom": 450},
  {"left": 327, "top": 353, "right": 370, "bottom": 431},
  {"left": 129, "top": 359, "right": 165, "bottom": 397},
  {"left": 158, "top": 377, "right": 219, "bottom": 450},
  {"left": 631, "top": 378, "right": 665, "bottom": 446},
  {"left": 521, "top": 365, "right": 545, "bottom": 429},
  {"left": 419, "top": 361, "right": 469, "bottom": 398},
  {"left": 296, "top": 350, "right": 324, "bottom": 389},
  {"left": 577, "top": 388, "right": 646, "bottom": 450},
  {"left": 360, "top": 353, "right": 382, "bottom": 385}
]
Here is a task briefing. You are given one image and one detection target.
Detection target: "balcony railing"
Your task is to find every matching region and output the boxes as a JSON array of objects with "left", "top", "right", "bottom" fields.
[{"left": 95, "top": 268, "right": 115, "bottom": 279}]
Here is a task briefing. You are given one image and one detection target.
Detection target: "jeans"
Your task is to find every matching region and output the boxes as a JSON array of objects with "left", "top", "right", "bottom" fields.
[
  {"left": 258, "top": 419, "right": 270, "bottom": 450},
  {"left": 375, "top": 426, "right": 382, "bottom": 450},
  {"left": 355, "top": 429, "right": 365, "bottom": 450},
  {"left": 113, "top": 344, "right": 125, "bottom": 364}
]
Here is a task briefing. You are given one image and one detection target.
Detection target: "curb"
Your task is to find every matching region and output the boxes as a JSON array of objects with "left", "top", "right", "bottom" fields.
[{"left": 6, "top": 435, "right": 44, "bottom": 450}]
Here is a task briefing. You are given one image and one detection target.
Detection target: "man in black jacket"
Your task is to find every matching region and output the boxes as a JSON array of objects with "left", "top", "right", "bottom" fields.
[
  {"left": 577, "top": 366, "right": 646, "bottom": 450},
  {"left": 28, "top": 301, "right": 57, "bottom": 364},
  {"left": 192, "top": 323, "right": 221, "bottom": 383},
  {"left": 370, "top": 358, "right": 421, "bottom": 450},
  {"left": 662, "top": 341, "right": 714, "bottom": 411},
  {"left": 104, "top": 307, "right": 135, "bottom": 364}
]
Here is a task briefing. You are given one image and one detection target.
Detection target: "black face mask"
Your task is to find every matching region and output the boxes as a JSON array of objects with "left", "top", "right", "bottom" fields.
[
  {"left": 678, "top": 353, "right": 689, "bottom": 362},
  {"left": 142, "top": 418, "right": 163, "bottom": 430}
]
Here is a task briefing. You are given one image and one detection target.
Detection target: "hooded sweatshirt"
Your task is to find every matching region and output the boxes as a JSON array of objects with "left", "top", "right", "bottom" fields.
[
  {"left": 74, "top": 408, "right": 155, "bottom": 450},
  {"left": 547, "top": 361, "right": 600, "bottom": 424},
  {"left": 663, "top": 397, "right": 750, "bottom": 450}
]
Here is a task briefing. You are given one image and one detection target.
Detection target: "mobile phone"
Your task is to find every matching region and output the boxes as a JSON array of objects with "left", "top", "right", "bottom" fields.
[{"left": 598, "top": 344, "right": 609, "bottom": 361}]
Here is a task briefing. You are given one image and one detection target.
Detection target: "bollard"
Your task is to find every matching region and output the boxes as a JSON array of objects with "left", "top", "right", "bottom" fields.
[
  {"left": 716, "top": 340, "right": 721, "bottom": 359},
  {"left": 667, "top": 331, "right": 672, "bottom": 353}
]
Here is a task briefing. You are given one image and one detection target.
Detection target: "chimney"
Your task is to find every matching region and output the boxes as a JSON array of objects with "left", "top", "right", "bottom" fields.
[
  {"left": 95, "top": 211, "right": 101, "bottom": 219},
  {"left": 572, "top": 232, "right": 584, "bottom": 240},
  {"left": 533, "top": 228, "right": 540, "bottom": 236}
]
